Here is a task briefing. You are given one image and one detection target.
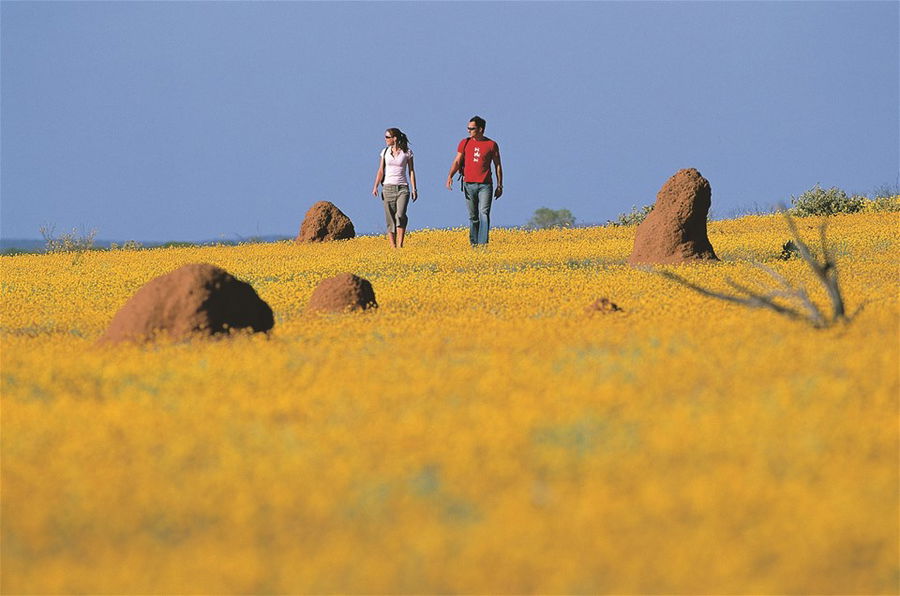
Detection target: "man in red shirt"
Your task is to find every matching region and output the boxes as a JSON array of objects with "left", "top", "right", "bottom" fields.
[{"left": 445, "top": 115, "right": 504, "bottom": 246}]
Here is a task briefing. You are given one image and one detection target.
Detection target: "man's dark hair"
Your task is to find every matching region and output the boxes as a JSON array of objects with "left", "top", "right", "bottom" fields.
[{"left": 469, "top": 116, "right": 486, "bottom": 130}]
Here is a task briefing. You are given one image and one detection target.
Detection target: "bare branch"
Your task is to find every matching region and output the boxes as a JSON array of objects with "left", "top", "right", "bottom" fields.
[
  {"left": 723, "top": 277, "right": 815, "bottom": 323},
  {"left": 818, "top": 222, "right": 833, "bottom": 266},
  {"left": 646, "top": 209, "right": 853, "bottom": 329},
  {"left": 778, "top": 205, "right": 821, "bottom": 273},
  {"left": 814, "top": 222, "right": 846, "bottom": 321},
  {"left": 750, "top": 262, "right": 793, "bottom": 290},
  {"left": 652, "top": 269, "right": 809, "bottom": 323},
  {"left": 778, "top": 207, "right": 848, "bottom": 326},
  {"left": 745, "top": 263, "right": 825, "bottom": 323}
]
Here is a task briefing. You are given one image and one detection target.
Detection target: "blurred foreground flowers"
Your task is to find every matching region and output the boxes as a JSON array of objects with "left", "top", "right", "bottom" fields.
[{"left": 1, "top": 212, "right": 898, "bottom": 593}]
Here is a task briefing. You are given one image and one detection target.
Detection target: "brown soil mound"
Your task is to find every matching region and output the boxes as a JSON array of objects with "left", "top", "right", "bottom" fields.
[
  {"left": 628, "top": 168, "right": 718, "bottom": 265},
  {"left": 585, "top": 297, "right": 622, "bottom": 314},
  {"left": 99, "top": 263, "right": 274, "bottom": 344},
  {"left": 296, "top": 201, "right": 355, "bottom": 243},
  {"left": 307, "top": 273, "right": 377, "bottom": 313}
]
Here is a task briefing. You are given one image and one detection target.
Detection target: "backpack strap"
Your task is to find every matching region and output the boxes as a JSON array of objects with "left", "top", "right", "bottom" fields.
[{"left": 458, "top": 138, "right": 471, "bottom": 189}]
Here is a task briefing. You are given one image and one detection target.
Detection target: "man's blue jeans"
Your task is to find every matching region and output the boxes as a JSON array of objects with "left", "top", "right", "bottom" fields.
[{"left": 464, "top": 182, "right": 493, "bottom": 245}]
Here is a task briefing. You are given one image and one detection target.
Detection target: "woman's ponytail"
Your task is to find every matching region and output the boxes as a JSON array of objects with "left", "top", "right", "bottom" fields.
[
  {"left": 387, "top": 127, "right": 411, "bottom": 154},
  {"left": 397, "top": 131, "right": 410, "bottom": 153}
]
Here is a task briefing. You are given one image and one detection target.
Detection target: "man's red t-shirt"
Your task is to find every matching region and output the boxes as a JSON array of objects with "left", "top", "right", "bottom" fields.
[{"left": 457, "top": 137, "right": 499, "bottom": 184}]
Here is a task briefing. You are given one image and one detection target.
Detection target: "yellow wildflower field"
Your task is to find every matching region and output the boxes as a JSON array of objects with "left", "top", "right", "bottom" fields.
[{"left": 2, "top": 211, "right": 898, "bottom": 594}]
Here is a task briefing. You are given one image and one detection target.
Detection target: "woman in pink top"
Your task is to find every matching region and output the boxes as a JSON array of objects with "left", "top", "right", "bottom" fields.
[{"left": 372, "top": 128, "right": 417, "bottom": 248}]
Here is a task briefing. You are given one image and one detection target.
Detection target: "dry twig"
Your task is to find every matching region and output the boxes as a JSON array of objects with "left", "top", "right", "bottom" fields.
[{"left": 645, "top": 208, "right": 849, "bottom": 329}]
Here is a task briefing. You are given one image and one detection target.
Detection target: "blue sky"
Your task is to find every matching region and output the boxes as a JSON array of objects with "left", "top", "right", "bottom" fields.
[{"left": 2, "top": 1, "right": 897, "bottom": 241}]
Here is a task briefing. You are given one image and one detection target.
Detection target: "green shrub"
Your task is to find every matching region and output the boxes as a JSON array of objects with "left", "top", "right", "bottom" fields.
[
  {"left": 864, "top": 195, "right": 900, "bottom": 213},
  {"left": 789, "top": 184, "right": 865, "bottom": 216},
  {"left": 158, "top": 241, "right": 198, "bottom": 249},
  {"left": 40, "top": 224, "right": 97, "bottom": 253},
  {"left": 526, "top": 207, "right": 575, "bottom": 230},
  {"left": 607, "top": 204, "right": 653, "bottom": 227},
  {"left": 109, "top": 240, "right": 143, "bottom": 251}
]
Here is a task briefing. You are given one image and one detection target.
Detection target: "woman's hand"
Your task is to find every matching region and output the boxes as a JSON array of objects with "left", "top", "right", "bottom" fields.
[
  {"left": 411, "top": 189, "right": 418, "bottom": 202},
  {"left": 372, "top": 186, "right": 379, "bottom": 197}
]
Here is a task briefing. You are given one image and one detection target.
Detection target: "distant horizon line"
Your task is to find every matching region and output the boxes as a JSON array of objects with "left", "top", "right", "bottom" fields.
[{"left": 0, "top": 221, "right": 622, "bottom": 247}]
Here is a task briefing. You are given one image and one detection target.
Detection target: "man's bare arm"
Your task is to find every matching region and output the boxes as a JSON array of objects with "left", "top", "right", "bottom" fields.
[
  {"left": 493, "top": 149, "right": 503, "bottom": 198},
  {"left": 446, "top": 152, "right": 463, "bottom": 190}
]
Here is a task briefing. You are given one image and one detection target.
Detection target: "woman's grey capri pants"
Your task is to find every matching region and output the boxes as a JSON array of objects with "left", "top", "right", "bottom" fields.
[{"left": 382, "top": 184, "right": 410, "bottom": 232}]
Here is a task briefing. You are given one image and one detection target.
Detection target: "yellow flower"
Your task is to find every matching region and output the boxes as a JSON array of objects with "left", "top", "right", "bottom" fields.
[{"left": 2, "top": 212, "right": 897, "bottom": 593}]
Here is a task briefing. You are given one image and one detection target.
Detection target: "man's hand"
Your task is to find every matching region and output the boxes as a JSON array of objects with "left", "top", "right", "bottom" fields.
[
  {"left": 446, "top": 177, "right": 454, "bottom": 190},
  {"left": 495, "top": 185, "right": 503, "bottom": 199}
]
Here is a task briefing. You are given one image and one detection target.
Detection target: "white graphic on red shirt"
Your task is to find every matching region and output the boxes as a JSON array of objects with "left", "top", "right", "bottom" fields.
[{"left": 473, "top": 147, "right": 481, "bottom": 163}]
